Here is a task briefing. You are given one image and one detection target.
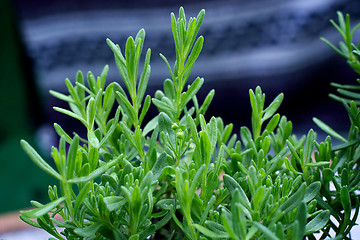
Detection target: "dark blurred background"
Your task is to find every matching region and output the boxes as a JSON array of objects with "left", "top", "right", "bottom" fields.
[{"left": 1, "top": 0, "right": 360, "bottom": 213}]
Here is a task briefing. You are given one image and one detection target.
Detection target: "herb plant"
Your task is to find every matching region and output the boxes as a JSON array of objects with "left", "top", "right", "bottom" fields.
[{"left": 20, "top": 8, "right": 360, "bottom": 240}]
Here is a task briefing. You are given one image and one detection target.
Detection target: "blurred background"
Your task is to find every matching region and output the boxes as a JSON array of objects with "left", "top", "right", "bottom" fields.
[{"left": 1, "top": 0, "right": 360, "bottom": 214}]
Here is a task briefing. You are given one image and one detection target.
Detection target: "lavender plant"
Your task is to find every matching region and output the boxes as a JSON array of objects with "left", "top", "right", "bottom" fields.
[{"left": 19, "top": 8, "right": 359, "bottom": 239}]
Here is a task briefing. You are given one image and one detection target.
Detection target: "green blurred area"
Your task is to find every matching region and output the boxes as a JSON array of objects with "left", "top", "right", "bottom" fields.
[{"left": 0, "top": 0, "right": 56, "bottom": 213}]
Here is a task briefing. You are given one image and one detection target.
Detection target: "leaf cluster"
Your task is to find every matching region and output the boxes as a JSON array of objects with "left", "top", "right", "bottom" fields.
[{"left": 20, "top": 8, "right": 360, "bottom": 240}]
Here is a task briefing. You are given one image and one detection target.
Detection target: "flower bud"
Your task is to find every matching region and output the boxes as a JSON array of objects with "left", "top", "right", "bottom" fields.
[
  {"left": 176, "top": 130, "right": 184, "bottom": 139},
  {"left": 172, "top": 123, "right": 178, "bottom": 130}
]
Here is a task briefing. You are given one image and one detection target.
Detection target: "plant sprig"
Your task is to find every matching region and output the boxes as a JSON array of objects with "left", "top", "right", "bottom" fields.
[{"left": 19, "top": 8, "right": 360, "bottom": 240}]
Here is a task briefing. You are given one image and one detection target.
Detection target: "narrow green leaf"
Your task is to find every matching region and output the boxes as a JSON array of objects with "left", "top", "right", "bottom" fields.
[
  {"left": 20, "top": 197, "right": 65, "bottom": 218},
  {"left": 125, "top": 36, "right": 136, "bottom": 87},
  {"left": 87, "top": 71, "right": 97, "bottom": 93},
  {"left": 53, "top": 123, "right": 72, "bottom": 143},
  {"left": 74, "top": 182, "right": 91, "bottom": 214},
  {"left": 75, "top": 81, "right": 93, "bottom": 98},
  {"left": 253, "top": 222, "right": 280, "bottom": 240},
  {"left": 253, "top": 186, "right": 265, "bottom": 210},
  {"left": 66, "top": 135, "right": 79, "bottom": 179},
  {"left": 99, "top": 107, "right": 121, "bottom": 148},
  {"left": 112, "top": 83, "right": 127, "bottom": 101},
  {"left": 200, "top": 131, "right": 211, "bottom": 166},
  {"left": 139, "top": 95, "right": 151, "bottom": 126},
  {"left": 157, "top": 199, "right": 177, "bottom": 211},
  {"left": 223, "top": 174, "right": 251, "bottom": 210},
  {"left": 205, "top": 220, "right": 229, "bottom": 237},
  {"left": 67, "top": 154, "right": 122, "bottom": 183},
  {"left": 329, "top": 93, "right": 359, "bottom": 104},
  {"left": 187, "top": 115, "right": 200, "bottom": 148},
  {"left": 313, "top": 117, "right": 347, "bottom": 142},
  {"left": 285, "top": 157, "right": 303, "bottom": 175},
  {"left": 119, "top": 122, "right": 136, "bottom": 148},
  {"left": 74, "top": 149, "right": 83, "bottom": 178},
  {"left": 65, "top": 78, "right": 81, "bottom": 104},
  {"left": 153, "top": 211, "right": 172, "bottom": 231},
  {"left": 137, "top": 49, "right": 151, "bottom": 106},
  {"left": 320, "top": 37, "right": 346, "bottom": 58},
  {"left": 221, "top": 210, "right": 237, "bottom": 239},
  {"left": 240, "top": 126, "right": 252, "bottom": 148},
  {"left": 304, "top": 129, "right": 316, "bottom": 165},
  {"left": 129, "top": 234, "right": 139, "bottom": 240},
  {"left": 275, "top": 223, "right": 285, "bottom": 240},
  {"left": 114, "top": 52, "right": 132, "bottom": 93},
  {"left": 19, "top": 215, "right": 41, "bottom": 228},
  {"left": 185, "top": 18, "right": 196, "bottom": 52},
  {"left": 159, "top": 54, "right": 175, "bottom": 80},
  {"left": 104, "top": 196, "right": 127, "bottom": 212},
  {"left": 263, "top": 93, "right": 283, "bottom": 121},
  {"left": 304, "top": 181, "right": 321, "bottom": 203},
  {"left": 264, "top": 113, "right": 280, "bottom": 134},
  {"left": 341, "top": 186, "right": 351, "bottom": 213},
  {"left": 158, "top": 112, "right": 175, "bottom": 143},
  {"left": 337, "top": 88, "right": 360, "bottom": 99},
  {"left": 151, "top": 152, "right": 168, "bottom": 180},
  {"left": 170, "top": 207, "right": 192, "bottom": 239},
  {"left": 170, "top": 12, "right": 180, "bottom": 53},
  {"left": 331, "top": 82, "right": 360, "bottom": 90},
  {"left": 143, "top": 116, "right": 158, "bottom": 136},
  {"left": 199, "top": 89, "right": 215, "bottom": 116},
  {"left": 116, "top": 91, "right": 137, "bottom": 125},
  {"left": 295, "top": 201, "right": 307, "bottom": 239},
  {"left": 107, "top": 38, "right": 125, "bottom": 62},
  {"left": 181, "top": 36, "right": 204, "bottom": 83},
  {"left": 53, "top": 107, "right": 87, "bottom": 127},
  {"left": 87, "top": 130, "right": 100, "bottom": 149},
  {"left": 331, "top": 17, "right": 345, "bottom": 39},
  {"left": 88, "top": 147, "right": 99, "bottom": 172},
  {"left": 103, "top": 83, "right": 115, "bottom": 112},
  {"left": 74, "top": 222, "right": 103, "bottom": 238},
  {"left": 140, "top": 171, "right": 153, "bottom": 193},
  {"left": 189, "top": 164, "right": 205, "bottom": 196},
  {"left": 190, "top": 9, "right": 205, "bottom": 52},
  {"left": 134, "top": 126, "right": 144, "bottom": 157},
  {"left": 305, "top": 161, "right": 330, "bottom": 167},
  {"left": 222, "top": 123, "right": 233, "bottom": 144},
  {"left": 152, "top": 98, "right": 174, "bottom": 115},
  {"left": 249, "top": 88, "right": 258, "bottom": 115},
  {"left": 86, "top": 98, "right": 96, "bottom": 130},
  {"left": 20, "top": 140, "right": 63, "bottom": 181},
  {"left": 163, "top": 78, "right": 176, "bottom": 101},
  {"left": 315, "top": 196, "right": 341, "bottom": 221},
  {"left": 200, "top": 196, "right": 216, "bottom": 224},
  {"left": 49, "top": 90, "right": 73, "bottom": 103},
  {"left": 286, "top": 140, "right": 302, "bottom": 165},
  {"left": 138, "top": 225, "right": 156, "bottom": 240},
  {"left": 193, "top": 224, "right": 229, "bottom": 238},
  {"left": 180, "top": 77, "right": 204, "bottom": 110},
  {"left": 332, "top": 139, "right": 360, "bottom": 151},
  {"left": 280, "top": 182, "right": 306, "bottom": 214},
  {"left": 305, "top": 210, "right": 330, "bottom": 234},
  {"left": 99, "top": 65, "right": 108, "bottom": 89},
  {"left": 134, "top": 29, "right": 145, "bottom": 73},
  {"left": 232, "top": 201, "right": 246, "bottom": 238}
]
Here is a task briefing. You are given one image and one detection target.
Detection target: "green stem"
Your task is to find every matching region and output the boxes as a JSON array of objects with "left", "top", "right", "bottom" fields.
[
  {"left": 252, "top": 113, "right": 262, "bottom": 140},
  {"left": 132, "top": 95, "right": 139, "bottom": 127},
  {"left": 338, "top": 209, "right": 350, "bottom": 236},
  {"left": 185, "top": 208, "right": 197, "bottom": 240},
  {"left": 61, "top": 181, "right": 75, "bottom": 222},
  {"left": 201, "top": 164, "right": 208, "bottom": 201},
  {"left": 174, "top": 55, "right": 186, "bottom": 122}
]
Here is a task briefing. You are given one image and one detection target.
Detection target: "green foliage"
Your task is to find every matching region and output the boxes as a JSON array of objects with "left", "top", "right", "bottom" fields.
[{"left": 19, "top": 7, "right": 360, "bottom": 239}]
